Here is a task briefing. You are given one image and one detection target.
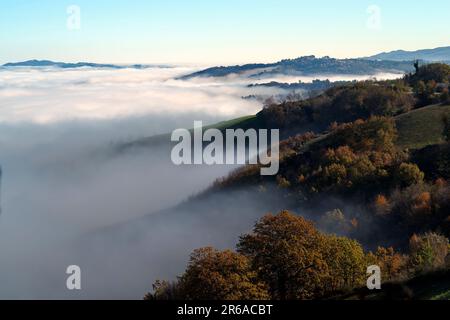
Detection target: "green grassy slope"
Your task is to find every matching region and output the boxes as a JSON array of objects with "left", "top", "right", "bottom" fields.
[
  {"left": 209, "top": 115, "right": 258, "bottom": 130},
  {"left": 118, "top": 102, "right": 450, "bottom": 154},
  {"left": 222, "top": 104, "right": 450, "bottom": 151},
  {"left": 213, "top": 104, "right": 450, "bottom": 152},
  {"left": 396, "top": 104, "right": 450, "bottom": 149},
  {"left": 117, "top": 115, "right": 261, "bottom": 152}
]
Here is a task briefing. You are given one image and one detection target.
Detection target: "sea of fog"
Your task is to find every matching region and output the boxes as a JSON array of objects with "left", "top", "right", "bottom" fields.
[{"left": 0, "top": 66, "right": 402, "bottom": 299}]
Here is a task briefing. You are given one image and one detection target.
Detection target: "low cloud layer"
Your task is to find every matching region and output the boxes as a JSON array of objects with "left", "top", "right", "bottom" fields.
[
  {"left": 0, "top": 66, "right": 263, "bottom": 125},
  {"left": 0, "top": 66, "right": 270, "bottom": 299}
]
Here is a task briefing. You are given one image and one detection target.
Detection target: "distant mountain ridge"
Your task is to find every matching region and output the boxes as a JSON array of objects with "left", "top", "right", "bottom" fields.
[
  {"left": 366, "top": 46, "right": 450, "bottom": 62},
  {"left": 2, "top": 59, "right": 170, "bottom": 69},
  {"left": 179, "top": 56, "right": 414, "bottom": 80}
]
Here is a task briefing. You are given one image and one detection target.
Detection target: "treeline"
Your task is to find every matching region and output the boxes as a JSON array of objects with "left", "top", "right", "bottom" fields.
[
  {"left": 258, "top": 63, "right": 450, "bottom": 134},
  {"left": 215, "top": 116, "right": 450, "bottom": 245},
  {"left": 145, "top": 211, "right": 449, "bottom": 300},
  {"left": 259, "top": 81, "right": 414, "bottom": 133},
  {"left": 216, "top": 116, "right": 420, "bottom": 196},
  {"left": 407, "top": 63, "right": 450, "bottom": 106},
  {"left": 213, "top": 64, "right": 450, "bottom": 246}
]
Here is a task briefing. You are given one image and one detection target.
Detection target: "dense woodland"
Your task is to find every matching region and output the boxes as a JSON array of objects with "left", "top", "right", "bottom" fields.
[{"left": 147, "top": 63, "right": 450, "bottom": 300}]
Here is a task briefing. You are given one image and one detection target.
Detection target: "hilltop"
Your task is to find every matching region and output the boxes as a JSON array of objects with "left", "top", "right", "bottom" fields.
[
  {"left": 1, "top": 59, "right": 169, "bottom": 69},
  {"left": 179, "top": 56, "right": 412, "bottom": 80},
  {"left": 366, "top": 46, "right": 450, "bottom": 62}
]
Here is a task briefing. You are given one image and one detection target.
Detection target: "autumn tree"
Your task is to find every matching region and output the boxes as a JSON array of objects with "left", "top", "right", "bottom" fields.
[
  {"left": 318, "top": 209, "right": 355, "bottom": 235},
  {"left": 144, "top": 280, "right": 181, "bottom": 300},
  {"left": 148, "top": 247, "right": 269, "bottom": 300},
  {"left": 237, "top": 211, "right": 328, "bottom": 299},
  {"left": 395, "top": 163, "right": 425, "bottom": 187},
  {"left": 322, "top": 235, "right": 366, "bottom": 291},
  {"left": 366, "top": 247, "right": 407, "bottom": 281},
  {"left": 374, "top": 194, "right": 390, "bottom": 216},
  {"left": 409, "top": 233, "right": 449, "bottom": 274},
  {"left": 237, "top": 211, "right": 369, "bottom": 299},
  {"left": 414, "top": 80, "right": 426, "bottom": 96}
]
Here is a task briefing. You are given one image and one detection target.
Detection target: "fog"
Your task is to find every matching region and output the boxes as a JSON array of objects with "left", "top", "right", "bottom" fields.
[{"left": 0, "top": 66, "right": 390, "bottom": 299}]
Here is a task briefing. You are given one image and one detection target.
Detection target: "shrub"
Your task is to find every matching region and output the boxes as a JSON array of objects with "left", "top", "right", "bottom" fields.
[
  {"left": 366, "top": 247, "right": 407, "bottom": 281},
  {"left": 395, "top": 163, "right": 425, "bottom": 187},
  {"left": 409, "top": 232, "right": 449, "bottom": 273}
]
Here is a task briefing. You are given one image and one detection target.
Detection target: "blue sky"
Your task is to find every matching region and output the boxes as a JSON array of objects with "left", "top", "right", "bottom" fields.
[{"left": 0, "top": 0, "right": 449, "bottom": 65}]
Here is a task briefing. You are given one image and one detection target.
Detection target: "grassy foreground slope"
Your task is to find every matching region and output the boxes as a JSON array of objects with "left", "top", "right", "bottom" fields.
[
  {"left": 119, "top": 103, "right": 450, "bottom": 161},
  {"left": 118, "top": 115, "right": 260, "bottom": 151},
  {"left": 219, "top": 103, "right": 450, "bottom": 151},
  {"left": 396, "top": 104, "right": 450, "bottom": 149}
]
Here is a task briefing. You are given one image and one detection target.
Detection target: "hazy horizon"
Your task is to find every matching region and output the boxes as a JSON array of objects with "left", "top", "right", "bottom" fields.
[
  {"left": 1, "top": 0, "right": 450, "bottom": 65},
  {"left": 2, "top": 44, "right": 448, "bottom": 67}
]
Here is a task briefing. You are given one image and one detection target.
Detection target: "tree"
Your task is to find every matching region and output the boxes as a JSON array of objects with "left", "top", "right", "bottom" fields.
[
  {"left": 322, "top": 235, "right": 366, "bottom": 291},
  {"left": 148, "top": 247, "right": 269, "bottom": 300},
  {"left": 414, "top": 60, "right": 420, "bottom": 75},
  {"left": 366, "top": 247, "right": 406, "bottom": 281},
  {"left": 276, "top": 175, "right": 291, "bottom": 189},
  {"left": 415, "top": 80, "right": 426, "bottom": 95},
  {"left": 374, "top": 194, "right": 390, "bottom": 216},
  {"left": 409, "top": 63, "right": 450, "bottom": 85},
  {"left": 318, "top": 209, "right": 354, "bottom": 235},
  {"left": 409, "top": 232, "right": 449, "bottom": 273},
  {"left": 395, "top": 163, "right": 425, "bottom": 187},
  {"left": 237, "top": 211, "right": 369, "bottom": 299},
  {"left": 179, "top": 247, "right": 269, "bottom": 300},
  {"left": 426, "top": 80, "right": 437, "bottom": 95},
  {"left": 144, "top": 280, "right": 180, "bottom": 300},
  {"left": 237, "top": 211, "right": 328, "bottom": 299}
]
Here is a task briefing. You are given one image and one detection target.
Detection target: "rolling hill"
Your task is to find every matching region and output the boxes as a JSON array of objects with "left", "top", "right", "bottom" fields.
[
  {"left": 366, "top": 46, "right": 450, "bottom": 62},
  {"left": 396, "top": 104, "right": 450, "bottom": 149},
  {"left": 2, "top": 59, "right": 168, "bottom": 69},
  {"left": 179, "top": 56, "right": 413, "bottom": 80}
]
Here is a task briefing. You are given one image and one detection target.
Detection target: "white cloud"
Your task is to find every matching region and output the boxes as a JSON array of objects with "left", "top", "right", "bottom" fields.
[{"left": 0, "top": 66, "right": 262, "bottom": 125}]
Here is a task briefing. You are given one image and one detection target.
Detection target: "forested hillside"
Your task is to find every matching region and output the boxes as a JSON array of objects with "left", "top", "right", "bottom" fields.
[
  {"left": 146, "top": 63, "right": 450, "bottom": 300},
  {"left": 180, "top": 56, "right": 414, "bottom": 79}
]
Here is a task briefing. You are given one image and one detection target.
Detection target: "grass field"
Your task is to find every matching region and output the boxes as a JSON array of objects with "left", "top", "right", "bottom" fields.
[
  {"left": 396, "top": 104, "right": 450, "bottom": 149},
  {"left": 207, "top": 115, "right": 258, "bottom": 130},
  {"left": 120, "top": 103, "right": 450, "bottom": 153},
  {"left": 118, "top": 114, "right": 261, "bottom": 152},
  {"left": 217, "top": 104, "right": 450, "bottom": 151}
]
